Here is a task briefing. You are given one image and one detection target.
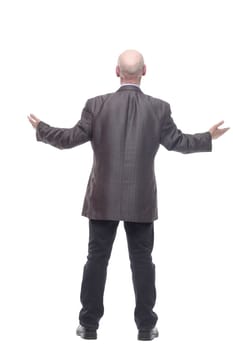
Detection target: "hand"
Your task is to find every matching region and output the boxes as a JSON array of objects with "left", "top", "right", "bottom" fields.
[
  {"left": 209, "top": 121, "right": 230, "bottom": 140},
  {"left": 27, "top": 114, "right": 41, "bottom": 129}
]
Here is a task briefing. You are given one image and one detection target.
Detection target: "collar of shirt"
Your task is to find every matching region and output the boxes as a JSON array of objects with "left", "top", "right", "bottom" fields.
[{"left": 120, "top": 83, "right": 140, "bottom": 88}]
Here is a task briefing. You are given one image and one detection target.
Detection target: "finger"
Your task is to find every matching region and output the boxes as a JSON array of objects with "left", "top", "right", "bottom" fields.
[
  {"left": 220, "top": 127, "right": 230, "bottom": 134},
  {"left": 27, "top": 116, "right": 37, "bottom": 127},
  {"left": 27, "top": 115, "right": 34, "bottom": 123},
  {"left": 215, "top": 120, "right": 224, "bottom": 128},
  {"left": 29, "top": 114, "right": 39, "bottom": 121},
  {"left": 28, "top": 115, "right": 35, "bottom": 123}
]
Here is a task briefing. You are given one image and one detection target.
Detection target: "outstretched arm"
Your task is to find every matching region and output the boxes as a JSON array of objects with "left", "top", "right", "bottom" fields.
[
  {"left": 160, "top": 104, "right": 230, "bottom": 153},
  {"left": 27, "top": 104, "right": 93, "bottom": 149}
]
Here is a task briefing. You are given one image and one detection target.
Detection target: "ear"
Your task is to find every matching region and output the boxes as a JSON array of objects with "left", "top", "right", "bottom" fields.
[
  {"left": 116, "top": 66, "right": 120, "bottom": 77},
  {"left": 142, "top": 64, "right": 147, "bottom": 76}
]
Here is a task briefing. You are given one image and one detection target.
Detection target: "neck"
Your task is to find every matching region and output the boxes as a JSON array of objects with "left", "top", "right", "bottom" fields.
[{"left": 120, "top": 79, "right": 141, "bottom": 86}]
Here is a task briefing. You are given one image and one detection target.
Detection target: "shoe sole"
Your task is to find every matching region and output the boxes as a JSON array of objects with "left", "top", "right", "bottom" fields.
[
  {"left": 76, "top": 330, "right": 97, "bottom": 340},
  {"left": 138, "top": 331, "right": 159, "bottom": 341}
]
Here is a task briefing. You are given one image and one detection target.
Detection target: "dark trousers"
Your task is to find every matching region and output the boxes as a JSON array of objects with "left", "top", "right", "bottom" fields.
[{"left": 79, "top": 219, "right": 158, "bottom": 330}]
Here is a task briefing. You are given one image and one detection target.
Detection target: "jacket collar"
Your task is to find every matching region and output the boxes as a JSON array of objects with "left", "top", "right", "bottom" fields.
[{"left": 117, "top": 85, "right": 142, "bottom": 93}]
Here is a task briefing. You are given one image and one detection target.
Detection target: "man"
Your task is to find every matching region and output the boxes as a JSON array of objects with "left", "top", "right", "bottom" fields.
[{"left": 28, "top": 50, "right": 229, "bottom": 341}]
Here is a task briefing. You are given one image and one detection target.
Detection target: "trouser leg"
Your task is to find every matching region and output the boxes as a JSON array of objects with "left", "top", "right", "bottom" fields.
[
  {"left": 79, "top": 219, "right": 119, "bottom": 329},
  {"left": 124, "top": 221, "right": 158, "bottom": 330}
]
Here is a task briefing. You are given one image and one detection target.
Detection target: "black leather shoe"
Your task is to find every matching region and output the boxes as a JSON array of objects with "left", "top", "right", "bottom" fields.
[
  {"left": 76, "top": 325, "right": 97, "bottom": 340},
  {"left": 138, "top": 327, "right": 159, "bottom": 341}
]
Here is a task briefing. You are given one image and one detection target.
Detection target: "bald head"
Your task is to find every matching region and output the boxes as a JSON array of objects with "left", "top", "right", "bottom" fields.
[{"left": 116, "top": 50, "right": 146, "bottom": 84}]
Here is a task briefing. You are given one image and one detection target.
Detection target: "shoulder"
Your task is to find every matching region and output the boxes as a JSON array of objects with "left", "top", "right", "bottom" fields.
[
  {"left": 142, "top": 93, "right": 170, "bottom": 108},
  {"left": 85, "top": 93, "right": 114, "bottom": 109},
  {"left": 82, "top": 93, "right": 114, "bottom": 116},
  {"left": 140, "top": 93, "right": 171, "bottom": 117},
  {"left": 84, "top": 91, "right": 171, "bottom": 116}
]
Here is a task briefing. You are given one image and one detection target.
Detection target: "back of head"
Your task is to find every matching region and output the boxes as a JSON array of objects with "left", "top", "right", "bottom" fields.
[{"left": 117, "top": 49, "right": 146, "bottom": 83}]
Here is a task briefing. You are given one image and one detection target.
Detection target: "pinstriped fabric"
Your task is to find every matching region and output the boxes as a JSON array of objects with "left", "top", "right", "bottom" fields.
[{"left": 36, "top": 85, "right": 212, "bottom": 222}]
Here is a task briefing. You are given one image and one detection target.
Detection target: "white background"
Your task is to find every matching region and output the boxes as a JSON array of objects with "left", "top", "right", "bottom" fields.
[{"left": 0, "top": 0, "right": 232, "bottom": 349}]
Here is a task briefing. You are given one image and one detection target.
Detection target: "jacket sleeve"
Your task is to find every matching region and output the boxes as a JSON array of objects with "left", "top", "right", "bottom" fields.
[
  {"left": 36, "top": 102, "right": 93, "bottom": 149},
  {"left": 160, "top": 103, "right": 212, "bottom": 154}
]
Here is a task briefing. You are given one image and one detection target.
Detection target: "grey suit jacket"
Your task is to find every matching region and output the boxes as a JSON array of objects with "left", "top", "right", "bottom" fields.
[{"left": 36, "top": 85, "right": 212, "bottom": 222}]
